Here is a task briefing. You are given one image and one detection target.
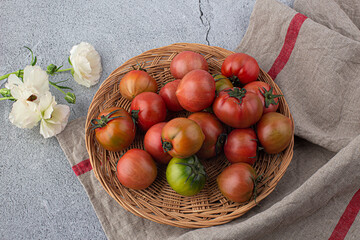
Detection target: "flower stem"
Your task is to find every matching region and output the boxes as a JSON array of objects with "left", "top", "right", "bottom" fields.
[
  {"left": 56, "top": 68, "right": 73, "bottom": 73},
  {"left": 0, "top": 96, "right": 15, "bottom": 101},
  {"left": 49, "top": 81, "right": 66, "bottom": 95},
  {"left": 0, "top": 70, "right": 22, "bottom": 81}
]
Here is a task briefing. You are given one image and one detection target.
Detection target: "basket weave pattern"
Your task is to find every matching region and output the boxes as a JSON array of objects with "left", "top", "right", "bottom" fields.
[{"left": 85, "top": 43, "right": 294, "bottom": 228}]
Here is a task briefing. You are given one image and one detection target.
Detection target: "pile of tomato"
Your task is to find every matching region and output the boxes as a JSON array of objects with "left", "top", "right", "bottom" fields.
[{"left": 91, "top": 51, "right": 293, "bottom": 203}]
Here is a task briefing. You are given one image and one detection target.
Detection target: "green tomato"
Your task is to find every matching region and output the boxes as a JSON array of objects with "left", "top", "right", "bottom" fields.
[
  {"left": 166, "top": 155, "right": 206, "bottom": 196},
  {"left": 213, "top": 74, "right": 234, "bottom": 94}
]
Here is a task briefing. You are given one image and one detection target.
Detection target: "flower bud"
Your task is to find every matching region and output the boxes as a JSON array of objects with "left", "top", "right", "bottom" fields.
[
  {"left": 64, "top": 92, "right": 76, "bottom": 104},
  {"left": 47, "top": 64, "right": 58, "bottom": 75},
  {"left": 0, "top": 88, "right": 11, "bottom": 97}
]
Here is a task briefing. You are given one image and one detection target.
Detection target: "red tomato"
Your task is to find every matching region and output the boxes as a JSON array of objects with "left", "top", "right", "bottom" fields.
[
  {"left": 176, "top": 69, "right": 216, "bottom": 112},
  {"left": 159, "top": 79, "right": 183, "bottom": 112},
  {"left": 130, "top": 92, "right": 167, "bottom": 131},
  {"left": 119, "top": 70, "right": 158, "bottom": 100},
  {"left": 91, "top": 107, "right": 135, "bottom": 152},
  {"left": 161, "top": 118, "right": 205, "bottom": 158},
  {"left": 144, "top": 122, "right": 172, "bottom": 164},
  {"left": 224, "top": 128, "right": 257, "bottom": 165},
  {"left": 243, "top": 81, "right": 282, "bottom": 114},
  {"left": 221, "top": 53, "right": 259, "bottom": 85},
  {"left": 188, "top": 112, "right": 225, "bottom": 159},
  {"left": 170, "top": 51, "right": 208, "bottom": 79},
  {"left": 213, "top": 87, "right": 263, "bottom": 128},
  {"left": 116, "top": 149, "right": 157, "bottom": 190},
  {"left": 257, "top": 112, "right": 293, "bottom": 154},
  {"left": 217, "top": 163, "right": 257, "bottom": 203}
]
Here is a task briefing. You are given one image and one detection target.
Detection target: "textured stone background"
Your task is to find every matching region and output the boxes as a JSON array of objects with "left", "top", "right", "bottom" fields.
[{"left": 0, "top": 0, "right": 293, "bottom": 239}]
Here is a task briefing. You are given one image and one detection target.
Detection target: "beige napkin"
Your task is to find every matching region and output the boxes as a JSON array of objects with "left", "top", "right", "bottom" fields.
[{"left": 57, "top": 0, "right": 360, "bottom": 239}]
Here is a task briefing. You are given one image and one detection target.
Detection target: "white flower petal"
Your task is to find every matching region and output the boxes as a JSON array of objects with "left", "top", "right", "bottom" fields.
[
  {"left": 70, "top": 42, "right": 102, "bottom": 87},
  {"left": 73, "top": 71, "right": 91, "bottom": 87},
  {"left": 5, "top": 66, "right": 50, "bottom": 102},
  {"left": 9, "top": 100, "right": 41, "bottom": 129},
  {"left": 23, "top": 65, "right": 49, "bottom": 94},
  {"left": 39, "top": 104, "right": 70, "bottom": 138},
  {"left": 7, "top": 74, "right": 23, "bottom": 85},
  {"left": 5, "top": 74, "right": 31, "bottom": 100},
  {"left": 10, "top": 85, "right": 33, "bottom": 100},
  {"left": 38, "top": 92, "right": 56, "bottom": 119}
]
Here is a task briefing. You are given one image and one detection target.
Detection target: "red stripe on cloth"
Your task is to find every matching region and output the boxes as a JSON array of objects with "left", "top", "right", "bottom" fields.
[
  {"left": 72, "top": 159, "right": 92, "bottom": 176},
  {"left": 329, "top": 188, "right": 360, "bottom": 240},
  {"left": 267, "top": 13, "right": 307, "bottom": 80}
]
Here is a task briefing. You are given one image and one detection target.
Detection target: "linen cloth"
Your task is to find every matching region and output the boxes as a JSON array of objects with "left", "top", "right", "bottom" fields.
[{"left": 56, "top": 0, "right": 360, "bottom": 239}]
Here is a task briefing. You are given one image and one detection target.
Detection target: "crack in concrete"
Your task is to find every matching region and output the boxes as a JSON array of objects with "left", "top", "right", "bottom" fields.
[{"left": 199, "top": 0, "right": 211, "bottom": 46}]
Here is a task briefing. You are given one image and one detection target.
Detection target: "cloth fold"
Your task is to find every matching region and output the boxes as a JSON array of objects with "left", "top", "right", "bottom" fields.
[{"left": 57, "top": 0, "right": 360, "bottom": 239}]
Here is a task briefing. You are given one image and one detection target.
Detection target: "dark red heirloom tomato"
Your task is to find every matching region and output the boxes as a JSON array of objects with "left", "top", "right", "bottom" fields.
[
  {"left": 176, "top": 69, "right": 216, "bottom": 112},
  {"left": 159, "top": 79, "right": 183, "bottom": 112},
  {"left": 116, "top": 149, "right": 157, "bottom": 190},
  {"left": 91, "top": 107, "right": 135, "bottom": 152},
  {"left": 221, "top": 53, "right": 260, "bottom": 85},
  {"left": 243, "top": 81, "right": 282, "bottom": 114},
  {"left": 257, "top": 112, "right": 293, "bottom": 154},
  {"left": 130, "top": 92, "right": 167, "bottom": 131},
  {"left": 188, "top": 112, "right": 225, "bottom": 159},
  {"left": 217, "top": 163, "right": 257, "bottom": 203},
  {"left": 224, "top": 128, "right": 257, "bottom": 165},
  {"left": 213, "top": 87, "right": 263, "bottom": 128},
  {"left": 119, "top": 69, "right": 157, "bottom": 100},
  {"left": 170, "top": 51, "right": 208, "bottom": 79},
  {"left": 161, "top": 118, "right": 205, "bottom": 159},
  {"left": 144, "top": 122, "right": 172, "bottom": 164}
]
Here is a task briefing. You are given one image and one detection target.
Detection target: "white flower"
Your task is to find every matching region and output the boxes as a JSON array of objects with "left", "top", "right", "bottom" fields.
[
  {"left": 70, "top": 42, "right": 102, "bottom": 87},
  {"left": 5, "top": 65, "right": 49, "bottom": 101},
  {"left": 38, "top": 92, "right": 70, "bottom": 138},
  {"left": 9, "top": 99, "right": 41, "bottom": 129},
  {"left": 8, "top": 91, "right": 70, "bottom": 137}
]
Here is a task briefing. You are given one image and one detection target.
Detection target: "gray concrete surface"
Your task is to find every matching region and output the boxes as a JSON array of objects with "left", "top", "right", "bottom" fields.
[{"left": 0, "top": 0, "right": 293, "bottom": 239}]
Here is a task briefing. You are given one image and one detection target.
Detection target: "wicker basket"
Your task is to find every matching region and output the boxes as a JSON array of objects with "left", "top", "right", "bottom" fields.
[{"left": 85, "top": 43, "right": 294, "bottom": 228}]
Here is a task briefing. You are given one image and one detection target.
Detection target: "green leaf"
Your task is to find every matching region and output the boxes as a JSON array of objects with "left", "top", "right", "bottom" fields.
[
  {"left": 68, "top": 56, "right": 72, "bottom": 66},
  {"left": 57, "top": 85, "right": 73, "bottom": 91},
  {"left": 52, "top": 79, "right": 69, "bottom": 84},
  {"left": 55, "top": 65, "right": 63, "bottom": 71},
  {"left": 32, "top": 56, "right": 37, "bottom": 66}
]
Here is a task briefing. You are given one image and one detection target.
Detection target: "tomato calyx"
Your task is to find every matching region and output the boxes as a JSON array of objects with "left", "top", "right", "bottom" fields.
[
  {"left": 247, "top": 138, "right": 262, "bottom": 162},
  {"left": 175, "top": 156, "right": 206, "bottom": 186},
  {"left": 224, "top": 87, "right": 247, "bottom": 104},
  {"left": 229, "top": 75, "right": 239, "bottom": 83},
  {"left": 215, "top": 133, "right": 227, "bottom": 156},
  {"left": 131, "top": 62, "right": 147, "bottom": 72},
  {"left": 90, "top": 110, "right": 123, "bottom": 130},
  {"left": 252, "top": 174, "right": 263, "bottom": 206},
  {"left": 259, "top": 87, "right": 283, "bottom": 108},
  {"left": 161, "top": 139, "right": 173, "bottom": 153},
  {"left": 227, "top": 75, "right": 243, "bottom": 88},
  {"left": 131, "top": 109, "right": 139, "bottom": 124}
]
